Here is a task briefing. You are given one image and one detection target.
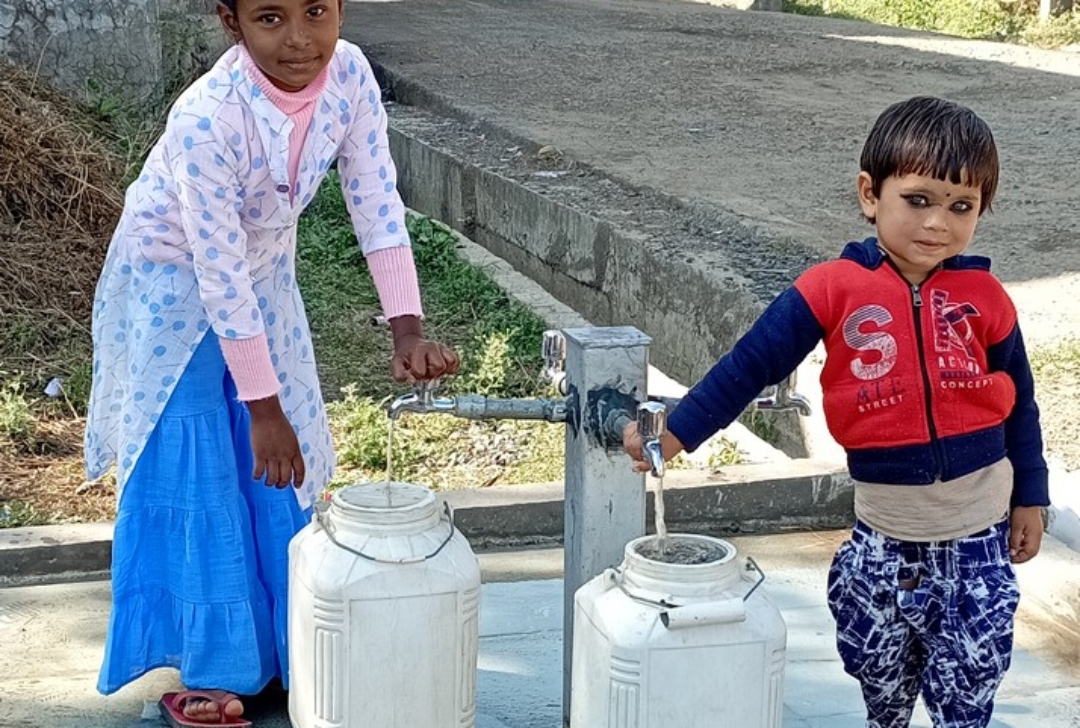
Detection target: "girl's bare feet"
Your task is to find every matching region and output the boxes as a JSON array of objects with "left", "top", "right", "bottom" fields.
[{"left": 178, "top": 690, "right": 245, "bottom": 722}]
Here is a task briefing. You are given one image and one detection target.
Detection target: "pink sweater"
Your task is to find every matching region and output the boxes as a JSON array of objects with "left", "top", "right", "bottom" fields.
[{"left": 219, "top": 50, "right": 423, "bottom": 401}]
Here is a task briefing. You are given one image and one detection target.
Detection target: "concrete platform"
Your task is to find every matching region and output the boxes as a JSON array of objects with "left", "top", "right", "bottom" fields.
[{"left": 2, "top": 532, "right": 1078, "bottom": 727}]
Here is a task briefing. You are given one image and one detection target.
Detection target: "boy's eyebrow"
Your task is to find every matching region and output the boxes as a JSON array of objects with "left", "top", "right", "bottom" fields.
[{"left": 246, "top": 0, "right": 323, "bottom": 11}]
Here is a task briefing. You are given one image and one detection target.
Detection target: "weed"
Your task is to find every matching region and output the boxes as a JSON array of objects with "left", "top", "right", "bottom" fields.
[
  {"left": 0, "top": 375, "right": 34, "bottom": 443},
  {"left": 0, "top": 501, "right": 54, "bottom": 528}
]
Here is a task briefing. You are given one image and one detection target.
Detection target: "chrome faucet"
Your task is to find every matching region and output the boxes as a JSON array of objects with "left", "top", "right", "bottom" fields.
[
  {"left": 637, "top": 401, "right": 667, "bottom": 479},
  {"left": 387, "top": 379, "right": 458, "bottom": 420},
  {"left": 541, "top": 330, "right": 568, "bottom": 395},
  {"left": 753, "top": 371, "right": 811, "bottom": 417}
]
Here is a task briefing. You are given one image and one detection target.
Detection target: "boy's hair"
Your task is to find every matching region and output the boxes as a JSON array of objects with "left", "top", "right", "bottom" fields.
[
  {"left": 860, "top": 96, "right": 999, "bottom": 218},
  {"left": 218, "top": 0, "right": 237, "bottom": 11}
]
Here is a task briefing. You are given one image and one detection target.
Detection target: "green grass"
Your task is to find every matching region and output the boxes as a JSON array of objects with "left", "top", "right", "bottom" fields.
[{"left": 784, "top": 0, "right": 1080, "bottom": 47}]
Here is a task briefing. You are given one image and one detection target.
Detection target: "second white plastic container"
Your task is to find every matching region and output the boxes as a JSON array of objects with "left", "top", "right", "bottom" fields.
[
  {"left": 288, "top": 481, "right": 481, "bottom": 728},
  {"left": 571, "top": 534, "right": 787, "bottom": 728}
]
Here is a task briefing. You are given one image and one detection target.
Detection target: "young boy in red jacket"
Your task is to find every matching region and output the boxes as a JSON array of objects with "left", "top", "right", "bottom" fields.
[{"left": 624, "top": 95, "right": 1047, "bottom": 728}]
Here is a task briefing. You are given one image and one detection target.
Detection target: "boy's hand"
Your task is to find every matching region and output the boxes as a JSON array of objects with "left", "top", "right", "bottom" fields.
[
  {"left": 388, "top": 315, "right": 461, "bottom": 382},
  {"left": 1009, "top": 505, "right": 1044, "bottom": 564},
  {"left": 247, "top": 395, "right": 306, "bottom": 489},
  {"left": 622, "top": 422, "right": 685, "bottom": 474}
]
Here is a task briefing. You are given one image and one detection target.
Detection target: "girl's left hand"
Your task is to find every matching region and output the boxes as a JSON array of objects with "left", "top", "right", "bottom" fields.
[{"left": 391, "top": 334, "right": 460, "bottom": 382}]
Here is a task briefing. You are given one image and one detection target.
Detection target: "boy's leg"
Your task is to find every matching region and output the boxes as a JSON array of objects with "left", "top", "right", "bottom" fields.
[
  {"left": 915, "top": 523, "right": 1018, "bottom": 728},
  {"left": 828, "top": 525, "right": 922, "bottom": 728}
]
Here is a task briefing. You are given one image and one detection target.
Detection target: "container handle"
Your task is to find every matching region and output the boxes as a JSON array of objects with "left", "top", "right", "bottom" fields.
[
  {"left": 317, "top": 501, "right": 457, "bottom": 564},
  {"left": 742, "top": 556, "right": 766, "bottom": 601}
]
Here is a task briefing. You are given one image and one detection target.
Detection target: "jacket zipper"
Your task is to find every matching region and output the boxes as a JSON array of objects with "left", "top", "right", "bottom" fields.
[{"left": 886, "top": 260, "right": 944, "bottom": 479}]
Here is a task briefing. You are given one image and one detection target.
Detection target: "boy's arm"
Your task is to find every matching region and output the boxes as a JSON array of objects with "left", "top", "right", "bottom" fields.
[
  {"left": 668, "top": 287, "right": 824, "bottom": 452},
  {"left": 987, "top": 323, "right": 1050, "bottom": 508}
]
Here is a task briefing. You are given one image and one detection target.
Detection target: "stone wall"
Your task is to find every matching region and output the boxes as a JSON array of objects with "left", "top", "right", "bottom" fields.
[{"left": 0, "top": 0, "right": 225, "bottom": 101}]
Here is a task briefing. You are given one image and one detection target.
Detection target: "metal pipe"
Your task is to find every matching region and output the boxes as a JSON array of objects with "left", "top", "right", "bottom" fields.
[{"left": 387, "top": 383, "right": 567, "bottom": 423}]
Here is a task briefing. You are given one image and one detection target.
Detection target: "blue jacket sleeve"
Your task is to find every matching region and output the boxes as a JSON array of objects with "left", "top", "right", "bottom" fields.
[
  {"left": 667, "top": 287, "right": 824, "bottom": 452},
  {"left": 987, "top": 324, "right": 1050, "bottom": 507}
]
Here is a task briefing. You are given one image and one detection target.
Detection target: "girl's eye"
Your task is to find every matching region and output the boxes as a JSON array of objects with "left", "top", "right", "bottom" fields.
[
  {"left": 309, "top": 6, "right": 326, "bottom": 17},
  {"left": 256, "top": 13, "right": 280, "bottom": 24},
  {"left": 902, "top": 194, "right": 928, "bottom": 208}
]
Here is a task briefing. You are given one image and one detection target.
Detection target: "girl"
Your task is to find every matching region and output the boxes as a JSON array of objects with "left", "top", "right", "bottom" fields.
[{"left": 84, "top": 0, "right": 458, "bottom": 723}]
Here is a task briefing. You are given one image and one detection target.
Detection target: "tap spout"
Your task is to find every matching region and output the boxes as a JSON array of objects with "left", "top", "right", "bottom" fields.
[{"left": 643, "top": 439, "right": 665, "bottom": 479}]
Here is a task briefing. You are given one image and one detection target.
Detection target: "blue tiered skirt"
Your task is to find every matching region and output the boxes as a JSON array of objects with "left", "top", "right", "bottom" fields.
[{"left": 98, "top": 335, "right": 311, "bottom": 696}]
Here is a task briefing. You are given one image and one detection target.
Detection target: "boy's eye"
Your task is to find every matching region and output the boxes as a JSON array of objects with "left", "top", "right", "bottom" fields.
[
  {"left": 902, "top": 194, "right": 928, "bottom": 208},
  {"left": 308, "top": 6, "right": 326, "bottom": 17},
  {"left": 951, "top": 201, "right": 975, "bottom": 213},
  {"left": 256, "top": 13, "right": 281, "bottom": 24}
]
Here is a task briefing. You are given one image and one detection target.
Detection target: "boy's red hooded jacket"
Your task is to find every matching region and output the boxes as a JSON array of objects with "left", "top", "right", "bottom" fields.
[{"left": 668, "top": 238, "right": 1049, "bottom": 508}]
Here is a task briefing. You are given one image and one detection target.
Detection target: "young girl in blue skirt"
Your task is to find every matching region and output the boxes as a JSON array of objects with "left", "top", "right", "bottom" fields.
[{"left": 84, "top": 0, "right": 458, "bottom": 723}]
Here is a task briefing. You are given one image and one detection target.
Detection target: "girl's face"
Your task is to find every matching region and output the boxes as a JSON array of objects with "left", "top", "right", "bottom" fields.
[{"left": 219, "top": 0, "right": 343, "bottom": 92}]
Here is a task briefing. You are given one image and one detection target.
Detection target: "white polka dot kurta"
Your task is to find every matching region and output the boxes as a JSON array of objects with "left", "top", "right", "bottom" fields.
[{"left": 85, "top": 41, "right": 409, "bottom": 510}]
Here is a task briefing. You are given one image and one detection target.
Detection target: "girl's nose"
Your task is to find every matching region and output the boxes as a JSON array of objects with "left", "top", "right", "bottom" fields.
[{"left": 284, "top": 22, "right": 311, "bottom": 48}]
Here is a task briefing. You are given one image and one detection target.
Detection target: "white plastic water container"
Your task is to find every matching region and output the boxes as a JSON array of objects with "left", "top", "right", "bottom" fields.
[
  {"left": 288, "top": 482, "right": 481, "bottom": 728},
  {"left": 571, "top": 534, "right": 786, "bottom": 728}
]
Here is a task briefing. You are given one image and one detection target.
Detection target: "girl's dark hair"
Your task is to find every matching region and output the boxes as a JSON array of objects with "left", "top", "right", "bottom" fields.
[
  {"left": 860, "top": 96, "right": 999, "bottom": 216},
  {"left": 219, "top": 0, "right": 237, "bottom": 11}
]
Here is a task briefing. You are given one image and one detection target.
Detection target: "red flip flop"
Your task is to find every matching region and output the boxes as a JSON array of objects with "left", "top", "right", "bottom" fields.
[{"left": 159, "top": 690, "right": 252, "bottom": 727}]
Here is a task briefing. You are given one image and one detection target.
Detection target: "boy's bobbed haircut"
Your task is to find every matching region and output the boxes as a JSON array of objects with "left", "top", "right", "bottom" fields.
[{"left": 860, "top": 96, "right": 999, "bottom": 216}]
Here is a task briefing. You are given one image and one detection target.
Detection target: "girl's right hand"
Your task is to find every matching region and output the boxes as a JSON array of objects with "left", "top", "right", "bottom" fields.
[{"left": 247, "top": 396, "right": 306, "bottom": 489}]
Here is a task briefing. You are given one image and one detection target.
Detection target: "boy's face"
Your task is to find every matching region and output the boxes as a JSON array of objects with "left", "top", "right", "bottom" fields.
[
  {"left": 858, "top": 172, "right": 982, "bottom": 285},
  {"left": 219, "top": 0, "right": 343, "bottom": 92}
]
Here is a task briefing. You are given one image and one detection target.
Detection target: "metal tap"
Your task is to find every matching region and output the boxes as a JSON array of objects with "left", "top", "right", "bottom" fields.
[
  {"left": 387, "top": 379, "right": 458, "bottom": 420},
  {"left": 541, "top": 329, "right": 568, "bottom": 395},
  {"left": 753, "top": 370, "right": 812, "bottom": 417},
  {"left": 637, "top": 401, "right": 667, "bottom": 479}
]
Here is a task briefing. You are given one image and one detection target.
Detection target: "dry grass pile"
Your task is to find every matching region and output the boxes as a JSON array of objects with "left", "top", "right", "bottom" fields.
[{"left": 0, "top": 61, "right": 124, "bottom": 373}]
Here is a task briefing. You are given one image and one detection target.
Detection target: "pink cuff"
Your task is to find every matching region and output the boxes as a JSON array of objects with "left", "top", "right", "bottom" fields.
[
  {"left": 218, "top": 334, "right": 282, "bottom": 401},
  {"left": 367, "top": 245, "right": 424, "bottom": 320}
]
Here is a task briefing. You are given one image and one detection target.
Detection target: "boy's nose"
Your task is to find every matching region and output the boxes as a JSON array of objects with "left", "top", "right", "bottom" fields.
[{"left": 923, "top": 208, "right": 948, "bottom": 231}]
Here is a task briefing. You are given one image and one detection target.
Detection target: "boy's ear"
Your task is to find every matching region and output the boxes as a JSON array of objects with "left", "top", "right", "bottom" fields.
[
  {"left": 857, "top": 171, "right": 878, "bottom": 223},
  {"left": 217, "top": 3, "right": 243, "bottom": 43}
]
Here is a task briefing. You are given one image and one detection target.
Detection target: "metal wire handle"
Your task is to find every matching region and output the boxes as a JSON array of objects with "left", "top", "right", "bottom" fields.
[
  {"left": 608, "top": 555, "right": 767, "bottom": 610},
  {"left": 316, "top": 501, "right": 457, "bottom": 564}
]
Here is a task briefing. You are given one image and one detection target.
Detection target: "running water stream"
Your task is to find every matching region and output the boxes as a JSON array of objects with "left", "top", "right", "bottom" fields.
[
  {"left": 385, "top": 418, "right": 396, "bottom": 505},
  {"left": 652, "top": 474, "right": 669, "bottom": 554}
]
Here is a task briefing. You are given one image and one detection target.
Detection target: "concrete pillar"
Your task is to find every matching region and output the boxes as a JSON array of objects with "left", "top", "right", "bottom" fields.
[{"left": 561, "top": 326, "right": 651, "bottom": 726}]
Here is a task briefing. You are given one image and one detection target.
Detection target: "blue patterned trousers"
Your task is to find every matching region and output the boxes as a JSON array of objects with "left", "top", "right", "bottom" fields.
[{"left": 827, "top": 519, "right": 1019, "bottom": 728}]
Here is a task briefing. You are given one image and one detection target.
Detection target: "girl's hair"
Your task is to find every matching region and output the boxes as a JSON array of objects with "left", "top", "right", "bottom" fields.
[
  {"left": 860, "top": 96, "right": 999, "bottom": 216},
  {"left": 219, "top": 0, "right": 237, "bottom": 11}
]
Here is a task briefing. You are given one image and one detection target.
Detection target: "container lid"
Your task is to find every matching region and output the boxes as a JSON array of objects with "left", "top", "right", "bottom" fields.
[{"left": 330, "top": 481, "right": 439, "bottom": 529}]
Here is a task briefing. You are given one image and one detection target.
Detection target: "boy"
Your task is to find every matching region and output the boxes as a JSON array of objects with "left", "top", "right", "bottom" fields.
[{"left": 624, "top": 96, "right": 1048, "bottom": 727}]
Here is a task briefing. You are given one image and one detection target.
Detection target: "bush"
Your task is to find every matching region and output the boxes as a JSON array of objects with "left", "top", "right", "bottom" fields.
[{"left": 785, "top": 0, "right": 1080, "bottom": 46}]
